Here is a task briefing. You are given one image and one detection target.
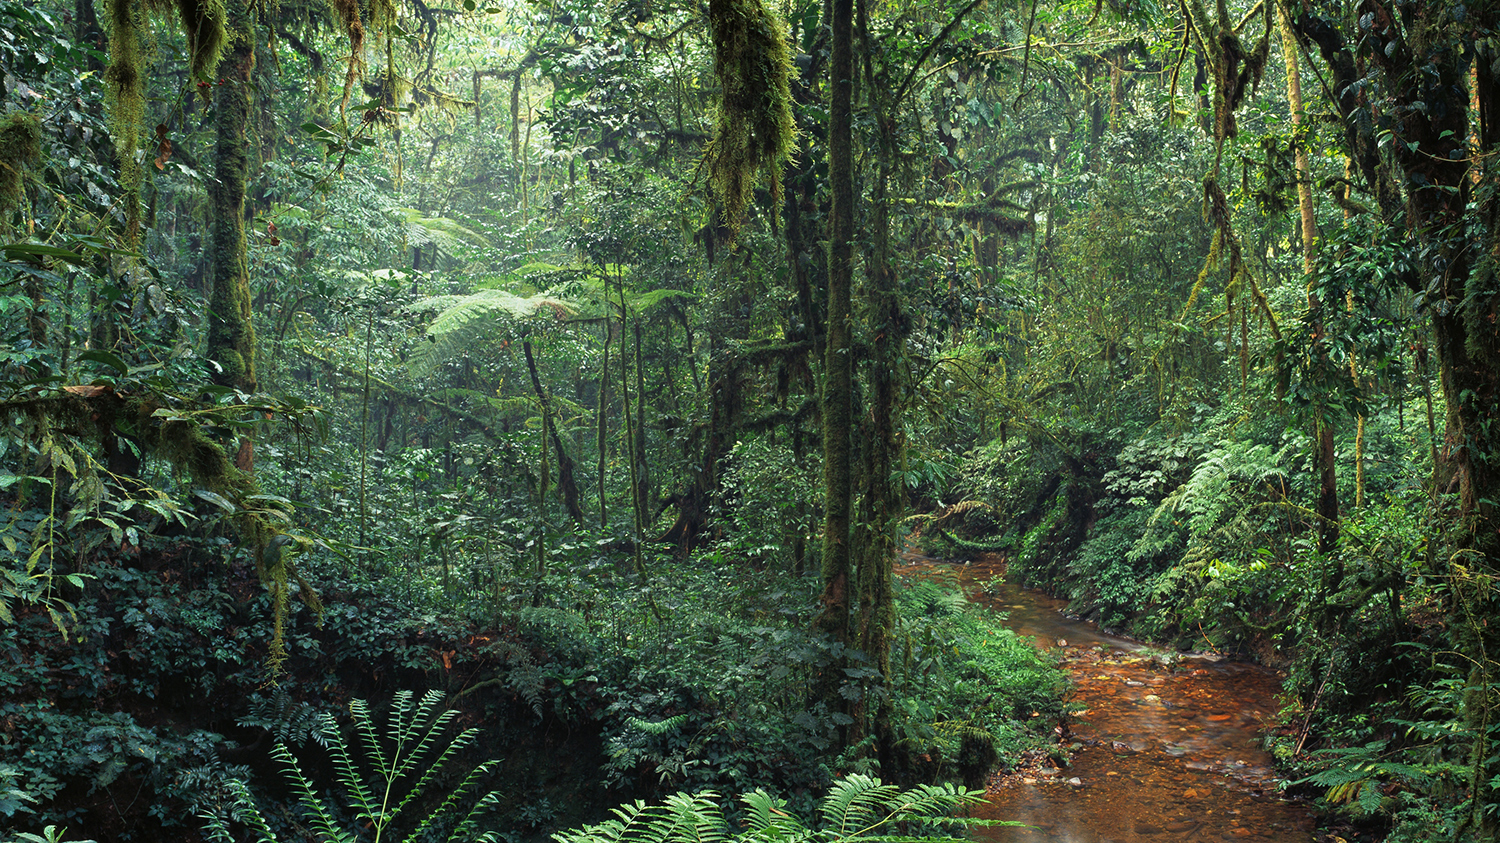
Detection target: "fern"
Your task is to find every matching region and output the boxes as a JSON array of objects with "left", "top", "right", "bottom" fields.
[
  {"left": 554, "top": 775, "right": 990, "bottom": 843},
  {"left": 400, "top": 209, "right": 491, "bottom": 257},
  {"left": 1295, "top": 740, "right": 1446, "bottom": 817},
  {"left": 239, "top": 687, "right": 327, "bottom": 744},
  {"left": 629, "top": 714, "right": 691, "bottom": 736},
  {"left": 406, "top": 289, "right": 579, "bottom": 377},
  {"left": 201, "top": 690, "right": 500, "bottom": 843}
]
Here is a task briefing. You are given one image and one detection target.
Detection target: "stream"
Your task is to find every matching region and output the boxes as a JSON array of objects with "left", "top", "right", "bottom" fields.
[{"left": 898, "top": 554, "right": 1315, "bottom": 843}]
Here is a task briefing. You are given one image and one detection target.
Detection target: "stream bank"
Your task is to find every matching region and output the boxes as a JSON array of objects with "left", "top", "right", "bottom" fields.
[{"left": 899, "top": 554, "right": 1315, "bottom": 843}]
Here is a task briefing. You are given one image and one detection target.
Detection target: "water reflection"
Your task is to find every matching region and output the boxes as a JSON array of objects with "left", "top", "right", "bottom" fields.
[{"left": 897, "top": 554, "right": 1315, "bottom": 843}]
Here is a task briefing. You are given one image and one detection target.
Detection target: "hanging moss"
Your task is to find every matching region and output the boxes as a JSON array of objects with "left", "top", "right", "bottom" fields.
[
  {"left": 149, "top": 0, "right": 229, "bottom": 80},
  {"left": 0, "top": 113, "right": 40, "bottom": 219},
  {"left": 704, "top": 0, "right": 796, "bottom": 233},
  {"left": 328, "top": 0, "right": 397, "bottom": 111}
]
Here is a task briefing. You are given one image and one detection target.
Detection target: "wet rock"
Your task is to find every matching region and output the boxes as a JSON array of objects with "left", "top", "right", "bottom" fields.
[
  {"left": 1067, "top": 777, "right": 1083, "bottom": 787},
  {"left": 1183, "top": 788, "right": 1199, "bottom": 798},
  {"left": 1125, "top": 679, "right": 1145, "bottom": 686}
]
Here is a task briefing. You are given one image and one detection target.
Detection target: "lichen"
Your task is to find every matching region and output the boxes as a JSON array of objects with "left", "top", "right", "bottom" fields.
[{"left": 703, "top": 0, "right": 797, "bottom": 233}]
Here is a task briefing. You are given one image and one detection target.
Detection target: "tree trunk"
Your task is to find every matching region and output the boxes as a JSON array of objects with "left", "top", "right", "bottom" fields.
[
  {"left": 207, "top": 0, "right": 258, "bottom": 472},
  {"left": 598, "top": 318, "right": 611, "bottom": 528},
  {"left": 815, "top": 0, "right": 855, "bottom": 664},
  {"left": 524, "top": 340, "right": 585, "bottom": 525}
]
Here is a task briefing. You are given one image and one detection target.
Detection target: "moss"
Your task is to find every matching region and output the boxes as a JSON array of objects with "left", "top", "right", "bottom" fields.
[
  {"left": 158, "top": 0, "right": 229, "bottom": 80},
  {"left": 0, "top": 112, "right": 40, "bottom": 220},
  {"left": 104, "top": 0, "right": 146, "bottom": 240},
  {"left": 704, "top": 0, "right": 796, "bottom": 233}
]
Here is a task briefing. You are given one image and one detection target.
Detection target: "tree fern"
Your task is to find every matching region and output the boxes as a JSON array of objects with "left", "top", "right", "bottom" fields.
[
  {"left": 399, "top": 209, "right": 491, "bottom": 258},
  {"left": 406, "top": 289, "right": 578, "bottom": 377}
]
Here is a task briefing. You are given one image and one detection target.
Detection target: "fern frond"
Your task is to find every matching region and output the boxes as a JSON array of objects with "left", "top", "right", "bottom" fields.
[
  {"left": 446, "top": 788, "right": 506, "bottom": 843},
  {"left": 741, "top": 790, "right": 813, "bottom": 843},
  {"left": 659, "top": 791, "right": 729, "bottom": 843},
  {"left": 388, "top": 690, "right": 458, "bottom": 778},
  {"left": 401, "top": 209, "right": 491, "bottom": 255},
  {"left": 274, "top": 742, "right": 357, "bottom": 843},
  {"left": 820, "top": 774, "right": 901, "bottom": 837},
  {"left": 388, "top": 725, "right": 481, "bottom": 825},
  {"left": 326, "top": 708, "right": 381, "bottom": 823},
  {"left": 407, "top": 290, "right": 578, "bottom": 377},
  {"left": 201, "top": 777, "right": 279, "bottom": 843},
  {"left": 629, "top": 714, "right": 690, "bottom": 736},
  {"left": 402, "top": 758, "right": 502, "bottom": 843}
]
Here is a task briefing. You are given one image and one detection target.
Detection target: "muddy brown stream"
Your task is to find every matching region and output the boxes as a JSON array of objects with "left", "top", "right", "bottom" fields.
[{"left": 898, "top": 554, "right": 1315, "bottom": 843}]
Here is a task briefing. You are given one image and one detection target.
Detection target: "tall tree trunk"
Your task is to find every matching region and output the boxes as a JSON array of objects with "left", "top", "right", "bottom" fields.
[
  {"left": 815, "top": 0, "right": 855, "bottom": 664},
  {"left": 1277, "top": 2, "right": 1338, "bottom": 552},
  {"left": 598, "top": 318, "right": 611, "bottom": 528},
  {"left": 858, "top": 64, "right": 900, "bottom": 773},
  {"left": 633, "top": 320, "right": 651, "bottom": 524},
  {"left": 208, "top": 0, "right": 258, "bottom": 471}
]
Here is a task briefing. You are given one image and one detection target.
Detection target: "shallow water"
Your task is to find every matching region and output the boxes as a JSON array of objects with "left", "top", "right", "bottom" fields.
[{"left": 898, "top": 554, "right": 1315, "bottom": 843}]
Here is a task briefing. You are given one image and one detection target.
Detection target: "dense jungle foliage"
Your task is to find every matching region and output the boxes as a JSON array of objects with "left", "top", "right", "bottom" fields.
[{"left": 1, "top": 0, "right": 1497, "bottom": 839}]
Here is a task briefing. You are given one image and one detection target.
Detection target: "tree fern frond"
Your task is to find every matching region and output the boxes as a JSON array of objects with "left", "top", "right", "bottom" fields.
[
  {"left": 400, "top": 209, "right": 491, "bottom": 255},
  {"left": 406, "top": 290, "right": 578, "bottom": 377}
]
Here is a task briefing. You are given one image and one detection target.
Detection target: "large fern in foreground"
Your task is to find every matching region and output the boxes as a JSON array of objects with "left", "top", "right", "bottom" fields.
[
  {"left": 553, "top": 774, "right": 1004, "bottom": 843},
  {"left": 202, "top": 690, "right": 500, "bottom": 843}
]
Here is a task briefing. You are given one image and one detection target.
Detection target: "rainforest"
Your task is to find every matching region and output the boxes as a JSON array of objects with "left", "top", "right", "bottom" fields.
[{"left": 0, "top": 0, "right": 1496, "bottom": 841}]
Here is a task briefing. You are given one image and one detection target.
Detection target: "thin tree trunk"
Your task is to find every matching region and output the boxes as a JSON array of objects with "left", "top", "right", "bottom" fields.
[
  {"left": 598, "top": 319, "right": 611, "bottom": 528},
  {"left": 525, "top": 339, "right": 585, "bottom": 525},
  {"left": 1279, "top": 2, "right": 1338, "bottom": 552}
]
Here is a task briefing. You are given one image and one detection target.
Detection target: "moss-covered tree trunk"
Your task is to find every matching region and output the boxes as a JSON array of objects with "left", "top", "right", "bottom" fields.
[
  {"left": 207, "top": 0, "right": 258, "bottom": 402},
  {"left": 857, "top": 99, "right": 899, "bottom": 766},
  {"left": 815, "top": 0, "right": 855, "bottom": 665}
]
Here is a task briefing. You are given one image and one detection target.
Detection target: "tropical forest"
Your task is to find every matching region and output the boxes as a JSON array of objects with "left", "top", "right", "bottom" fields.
[{"left": 0, "top": 0, "right": 1496, "bottom": 840}]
